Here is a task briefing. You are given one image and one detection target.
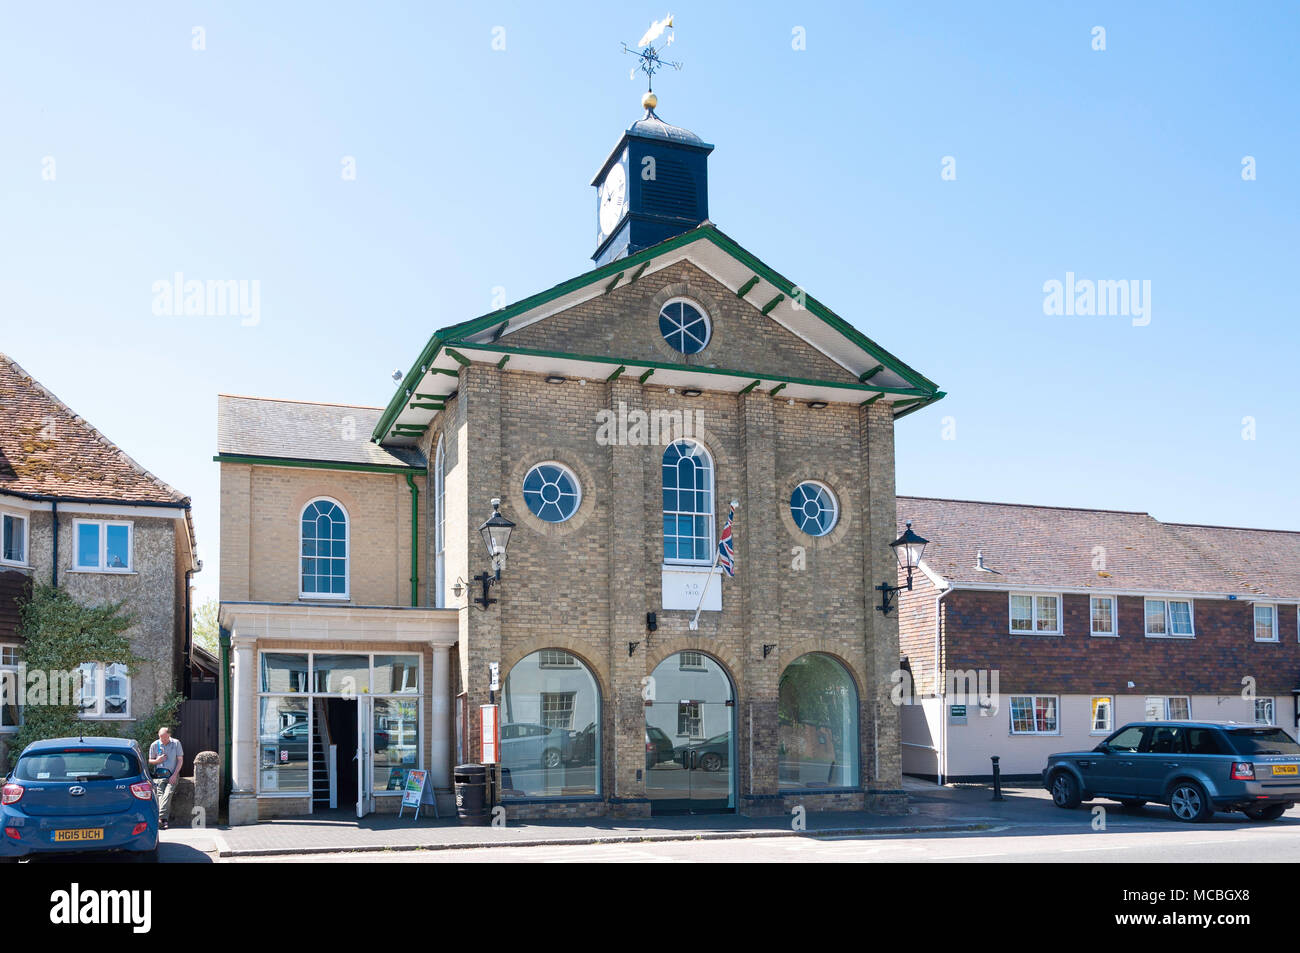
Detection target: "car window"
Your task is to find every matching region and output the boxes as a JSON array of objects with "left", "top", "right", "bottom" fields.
[
  {"left": 15, "top": 748, "right": 141, "bottom": 781},
  {"left": 1225, "top": 727, "right": 1300, "bottom": 756},
  {"left": 1147, "top": 726, "right": 1186, "bottom": 755},
  {"left": 1186, "top": 729, "right": 1226, "bottom": 755},
  {"left": 1106, "top": 726, "right": 1145, "bottom": 752}
]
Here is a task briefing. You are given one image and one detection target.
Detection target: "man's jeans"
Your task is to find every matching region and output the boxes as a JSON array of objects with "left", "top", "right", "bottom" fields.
[{"left": 156, "top": 778, "right": 176, "bottom": 823}]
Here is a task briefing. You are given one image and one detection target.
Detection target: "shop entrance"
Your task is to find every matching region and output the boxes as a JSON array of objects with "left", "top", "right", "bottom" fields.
[
  {"left": 645, "top": 651, "right": 736, "bottom": 814},
  {"left": 315, "top": 697, "right": 375, "bottom": 817}
]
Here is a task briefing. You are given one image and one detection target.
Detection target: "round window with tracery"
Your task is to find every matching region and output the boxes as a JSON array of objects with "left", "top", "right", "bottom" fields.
[
  {"left": 522, "top": 463, "right": 581, "bottom": 523},
  {"left": 658, "top": 299, "right": 711, "bottom": 355}
]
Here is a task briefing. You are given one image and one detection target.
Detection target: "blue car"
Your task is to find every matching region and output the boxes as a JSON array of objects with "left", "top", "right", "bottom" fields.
[{"left": 0, "top": 737, "right": 159, "bottom": 862}]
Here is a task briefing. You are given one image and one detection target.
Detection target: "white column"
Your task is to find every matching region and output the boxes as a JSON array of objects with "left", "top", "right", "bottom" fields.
[
  {"left": 430, "top": 644, "right": 451, "bottom": 789},
  {"left": 231, "top": 638, "right": 257, "bottom": 793}
]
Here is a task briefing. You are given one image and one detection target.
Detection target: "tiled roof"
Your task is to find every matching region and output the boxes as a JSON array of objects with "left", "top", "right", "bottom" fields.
[
  {"left": 897, "top": 496, "right": 1300, "bottom": 600},
  {"left": 0, "top": 352, "right": 189, "bottom": 505},
  {"left": 217, "top": 395, "right": 426, "bottom": 469}
]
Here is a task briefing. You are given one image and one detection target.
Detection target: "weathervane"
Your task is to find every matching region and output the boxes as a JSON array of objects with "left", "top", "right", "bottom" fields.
[{"left": 622, "top": 13, "right": 681, "bottom": 108}]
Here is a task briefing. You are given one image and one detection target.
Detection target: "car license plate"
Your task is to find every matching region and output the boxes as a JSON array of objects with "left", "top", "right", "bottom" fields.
[
  {"left": 51, "top": 828, "right": 104, "bottom": 842},
  {"left": 1271, "top": 765, "right": 1298, "bottom": 776}
]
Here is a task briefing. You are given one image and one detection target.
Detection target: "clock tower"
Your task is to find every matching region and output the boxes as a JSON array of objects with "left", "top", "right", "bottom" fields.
[{"left": 591, "top": 91, "right": 714, "bottom": 266}]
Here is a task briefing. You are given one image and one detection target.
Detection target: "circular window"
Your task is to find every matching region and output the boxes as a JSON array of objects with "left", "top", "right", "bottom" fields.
[
  {"left": 658, "top": 299, "right": 711, "bottom": 355},
  {"left": 789, "top": 482, "right": 838, "bottom": 536},
  {"left": 522, "top": 463, "right": 581, "bottom": 523}
]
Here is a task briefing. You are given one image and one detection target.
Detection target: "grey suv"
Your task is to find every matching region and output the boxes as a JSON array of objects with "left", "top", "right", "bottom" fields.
[{"left": 1043, "top": 721, "right": 1300, "bottom": 822}]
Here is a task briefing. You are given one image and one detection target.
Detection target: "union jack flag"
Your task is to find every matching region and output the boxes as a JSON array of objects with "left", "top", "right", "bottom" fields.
[{"left": 717, "top": 505, "right": 736, "bottom": 577}]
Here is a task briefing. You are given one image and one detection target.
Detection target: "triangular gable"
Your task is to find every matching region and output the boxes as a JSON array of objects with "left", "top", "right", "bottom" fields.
[{"left": 373, "top": 224, "right": 943, "bottom": 444}]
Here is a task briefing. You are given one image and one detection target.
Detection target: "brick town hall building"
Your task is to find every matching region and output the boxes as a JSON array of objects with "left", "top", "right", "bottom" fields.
[{"left": 216, "top": 90, "right": 944, "bottom": 823}]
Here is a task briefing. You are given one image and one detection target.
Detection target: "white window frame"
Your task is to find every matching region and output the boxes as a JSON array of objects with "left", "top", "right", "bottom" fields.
[
  {"left": 71, "top": 519, "right": 133, "bottom": 573},
  {"left": 0, "top": 510, "right": 29, "bottom": 567},
  {"left": 662, "top": 439, "right": 715, "bottom": 567},
  {"left": 538, "top": 650, "right": 577, "bottom": 669},
  {"left": 1009, "top": 694, "right": 1060, "bottom": 735},
  {"left": 77, "top": 661, "right": 132, "bottom": 719},
  {"left": 1090, "top": 696, "right": 1114, "bottom": 734},
  {"left": 658, "top": 297, "right": 713, "bottom": 355},
  {"left": 679, "top": 651, "right": 707, "bottom": 671},
  {"left": 298, "top": 497, "right": 349, "bottom": 601},
  {"left": 1008, "top": 593, "right": 1062, "bottom": 635},
  {"left": 1089, "top": 595, "right": 1117, "bottom": 637},
  {"left": 1143, "top": 597, "right": 1195, "bottom": 638},
  {"left": 1144, "top": 695, "right": 1191, "bottom": 720},
  {"left": 1255, "top": 697, "right": 1275, "bottom": 725},
  {"left": 0, "top": 642, "right": 22, "bottom": 732},
  {"left": 1253, "top": 603, "right": 1278, "bottom": 642}
]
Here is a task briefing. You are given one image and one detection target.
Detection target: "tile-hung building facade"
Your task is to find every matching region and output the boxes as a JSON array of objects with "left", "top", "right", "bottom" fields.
[
  {"left": 895, "top": 497, "right": 1300, "bottom": 782},
  {"left": 0, "top": 353, "right": 200, "bottom": 761},
  {"left": 215, "top": 97, "right": 945, "bottom": 822}
]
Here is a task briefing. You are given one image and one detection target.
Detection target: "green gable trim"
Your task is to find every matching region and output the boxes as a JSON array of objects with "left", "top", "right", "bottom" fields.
[
  {"left": 759, "top": 294, "right": 784, "bottom": 316},
  {"left": 436, "top": 341, "right": 931, "bottom": 398},
  {"left": 628, "top": 261, "right": 651, "bottom": 284},
  {"left": 736, "top": 275, "right": 760, "bottom": 299},
  {"left": 430, "top": 367, "right": 459, "bottom": 378},
  {"left": 496, "top": 355, "right": 510, "bottom": 369},
  {"left": 444, "top": 348, "right": 472, "bottom": 367},
  {"left": 739, "top": 379, "right": 761, "bottom": 395},
  {"left": 768, "top": 382, "right": 787, "bottom": 397},
  {"left": 372, "top": 224, "right": 941, "bottom": 442},
  {"left": 213, "top": 454, "right": 426, "bottom": 476},
  {"left": 860, "top": 393, "right": 884, "bottom": 407},
  {"left": 604, "top": 272, "right": 625, "bottom": 294},
  {"left": 638, "top": 368, "right": 655, "bottom": 384},
  {"left": 606, "top": 365, "right": 626, "bottom": 382},
  {"left": 409, "top": 402, "right": 442, "bottom": 411},
  {"left": 893, "top": 391, "right": 946, "bottom": 419},
  {"left": 859, "top": 365, "right": 884, "bottom": 382}
]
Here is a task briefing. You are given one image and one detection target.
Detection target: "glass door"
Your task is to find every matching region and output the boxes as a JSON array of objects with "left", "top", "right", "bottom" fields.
[
  {"left": 645, "top": 653, "right": 735, "bottom": 815},
  {"left": 356, "top": 696, "right": 374, "bottom": 817}
]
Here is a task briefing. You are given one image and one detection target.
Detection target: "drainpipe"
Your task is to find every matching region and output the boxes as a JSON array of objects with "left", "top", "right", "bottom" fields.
[
  {"left": 405, "top": 473, "right": 419, "bottom": 607},
  {"left": 182, "top": 567, "right": 195, "bottom": 698},
  {"left": 51, "top": 501, "right": 58, "bottom": 587},
  {"left": 219, "top": 625, "right": 232, "bottom": 803},
  {"left": 935, "top": 586, "right": 955, "bottom": 786}
]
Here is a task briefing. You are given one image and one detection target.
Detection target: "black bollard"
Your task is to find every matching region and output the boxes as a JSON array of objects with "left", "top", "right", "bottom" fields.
[{"left": 991, "top": 755, "right": 1005, "bottom": 801}]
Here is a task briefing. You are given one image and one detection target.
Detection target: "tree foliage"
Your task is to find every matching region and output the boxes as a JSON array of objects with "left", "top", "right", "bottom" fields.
[{"left": 5, "top": 584, "right": 178, "bottom": 767}]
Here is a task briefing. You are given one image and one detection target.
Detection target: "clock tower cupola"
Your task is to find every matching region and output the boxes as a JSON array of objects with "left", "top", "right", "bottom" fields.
[{"left": 592, "top": 21, "right": 713, "bottom": 265}]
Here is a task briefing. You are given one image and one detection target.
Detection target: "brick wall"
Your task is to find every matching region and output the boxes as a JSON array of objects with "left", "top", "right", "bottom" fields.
[{"left": 942, "top": 589, "right": 1300, "bottom": 695}]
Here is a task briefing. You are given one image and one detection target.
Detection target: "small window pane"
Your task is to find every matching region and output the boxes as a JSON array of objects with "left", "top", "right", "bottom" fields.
[
  {"left": 1254, "top": 606, "right": 1276, "bottom": 641},
  {"left": 1167, "top": 697, "right": 1191, "bottom": 720},
  {"left": 103, "top": 663, "right": 129, "bottom": 715},
  {"left": 260, "top": 653, "right": 309, "bottom": 693},
  {"left": 1090, "top": 597, "right": 1114, "bottom": 634},
  {"left": 104, "top": 525, "right": 129, "bottom": 569},
  {"left": 1010, "top": 595, "right": 1033, "bottom": 631},
  {"left": 1, "top": 515, "right": 23, "bottom": 563},
  {"left": 1035, "top": 596, "right": 1059, "bottom": 632},
  {"left": 1168, "top": 601, "right": 1193, "bottom": 635},
  {"left": 1254, "top": 698, "right": 1275, "bottom": 725},
  {"left": 77, "top": 662, "right": 99, "bottom": 713},
  {"left": 1145, "top": 600, "right": 1167, "bottom": 635},
  {"left": 77, "top": 524, "right": 100, "bottom": 568},
  {"left": 373, "top": 696, "right": 419, "bottom": 788},
  {"left": 1091, "top": 697, "right": 1113, "bottom": 732},
  {"left": 372, "top": 654, "right": 420, "bottom": 694},
  {"left": 312, "top": 654, "right": 370, "bottom": 694}
]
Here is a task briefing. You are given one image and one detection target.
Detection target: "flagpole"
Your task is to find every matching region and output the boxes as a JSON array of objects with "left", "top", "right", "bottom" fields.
[{"left": 688, "top": 500, "right": 738, "bottom": 631}]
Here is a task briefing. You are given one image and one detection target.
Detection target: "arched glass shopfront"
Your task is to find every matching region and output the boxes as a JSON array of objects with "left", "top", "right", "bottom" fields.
[
  {"left": 778, "top": 653, "right": 859, "bottom": 789},
  {"left": 645, "top": 651, "right": 736, "bottom": 814},
  {"left": 498, "top": 649, "right": 600, "bottom": 799}
]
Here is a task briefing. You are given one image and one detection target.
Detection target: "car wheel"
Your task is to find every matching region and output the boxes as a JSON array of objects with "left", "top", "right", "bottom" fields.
[
  {"left": 1243, "top": 804, "right": 1287, "bottom": 821},
  {"left": 1119, "top": 799, "right": 1146, "bottom": 813},
  {"left": 1168, "top": 781, "right": 1213, "bottom": 822},
  {"left": 700, "top": 752, "right": 723, "bottom": 773},
  {"left": 542, "top": 748, "right": 561, "bottom": 770},
  {"left": 1049, "top": 771, "right": 1082, "bottom": 809}
]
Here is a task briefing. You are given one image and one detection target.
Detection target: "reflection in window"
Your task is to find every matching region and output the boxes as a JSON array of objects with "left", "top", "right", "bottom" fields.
[
  {"left": 499, "top": 650, "right": 599, "bottom": 798},
  {"left": 0, "top": 644, "right": 21, "bottom": 730},
  {"left": 374, "top": 697, "right": 420, "bottom": 790},
  {"left": 259, "top": 697, "right": 310, "bottom": 793},
  {"left": 312, "top": 654, "right": 369, "bottom": 694},
  {"left": 778, "top": 654, "right": 858, "bottom": 788},
  {"left": 76, "top": 661, "right": 131, "bottom": 718},
  {"left": 372, "top": 655, "right": 419, "bottom": 694},
  {"left": 260, "top": 653, "right": 309, "bottom": 693}
]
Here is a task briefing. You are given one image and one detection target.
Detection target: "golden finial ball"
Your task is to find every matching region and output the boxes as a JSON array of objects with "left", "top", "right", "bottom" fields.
[{"left": 642, "top": 90, "right": 658, "bottom": 111}]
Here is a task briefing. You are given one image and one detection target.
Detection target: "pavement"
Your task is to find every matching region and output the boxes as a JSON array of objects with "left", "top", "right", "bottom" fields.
[{"left": 158, "top": 778, "right": 1048, "bottom": 861}]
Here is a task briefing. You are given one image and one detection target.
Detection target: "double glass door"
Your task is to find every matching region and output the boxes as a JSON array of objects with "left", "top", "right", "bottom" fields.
[{"left": 645, "top": 653, "right": 735, "bottom": 814}]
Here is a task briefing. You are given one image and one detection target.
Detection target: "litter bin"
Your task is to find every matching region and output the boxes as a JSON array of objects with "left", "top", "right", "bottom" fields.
[{"left": 454, "top": 763, "right": 489, "bottom": 825}]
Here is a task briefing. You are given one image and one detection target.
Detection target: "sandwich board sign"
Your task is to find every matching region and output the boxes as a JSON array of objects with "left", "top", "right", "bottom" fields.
[{"left": 398, "top": 769, "right": 432, "bottom": 820}]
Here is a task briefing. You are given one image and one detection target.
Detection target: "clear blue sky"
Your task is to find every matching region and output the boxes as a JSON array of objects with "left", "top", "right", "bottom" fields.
[{"left": 2, "top": 1, "right": 1297, "bottom": 607}]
